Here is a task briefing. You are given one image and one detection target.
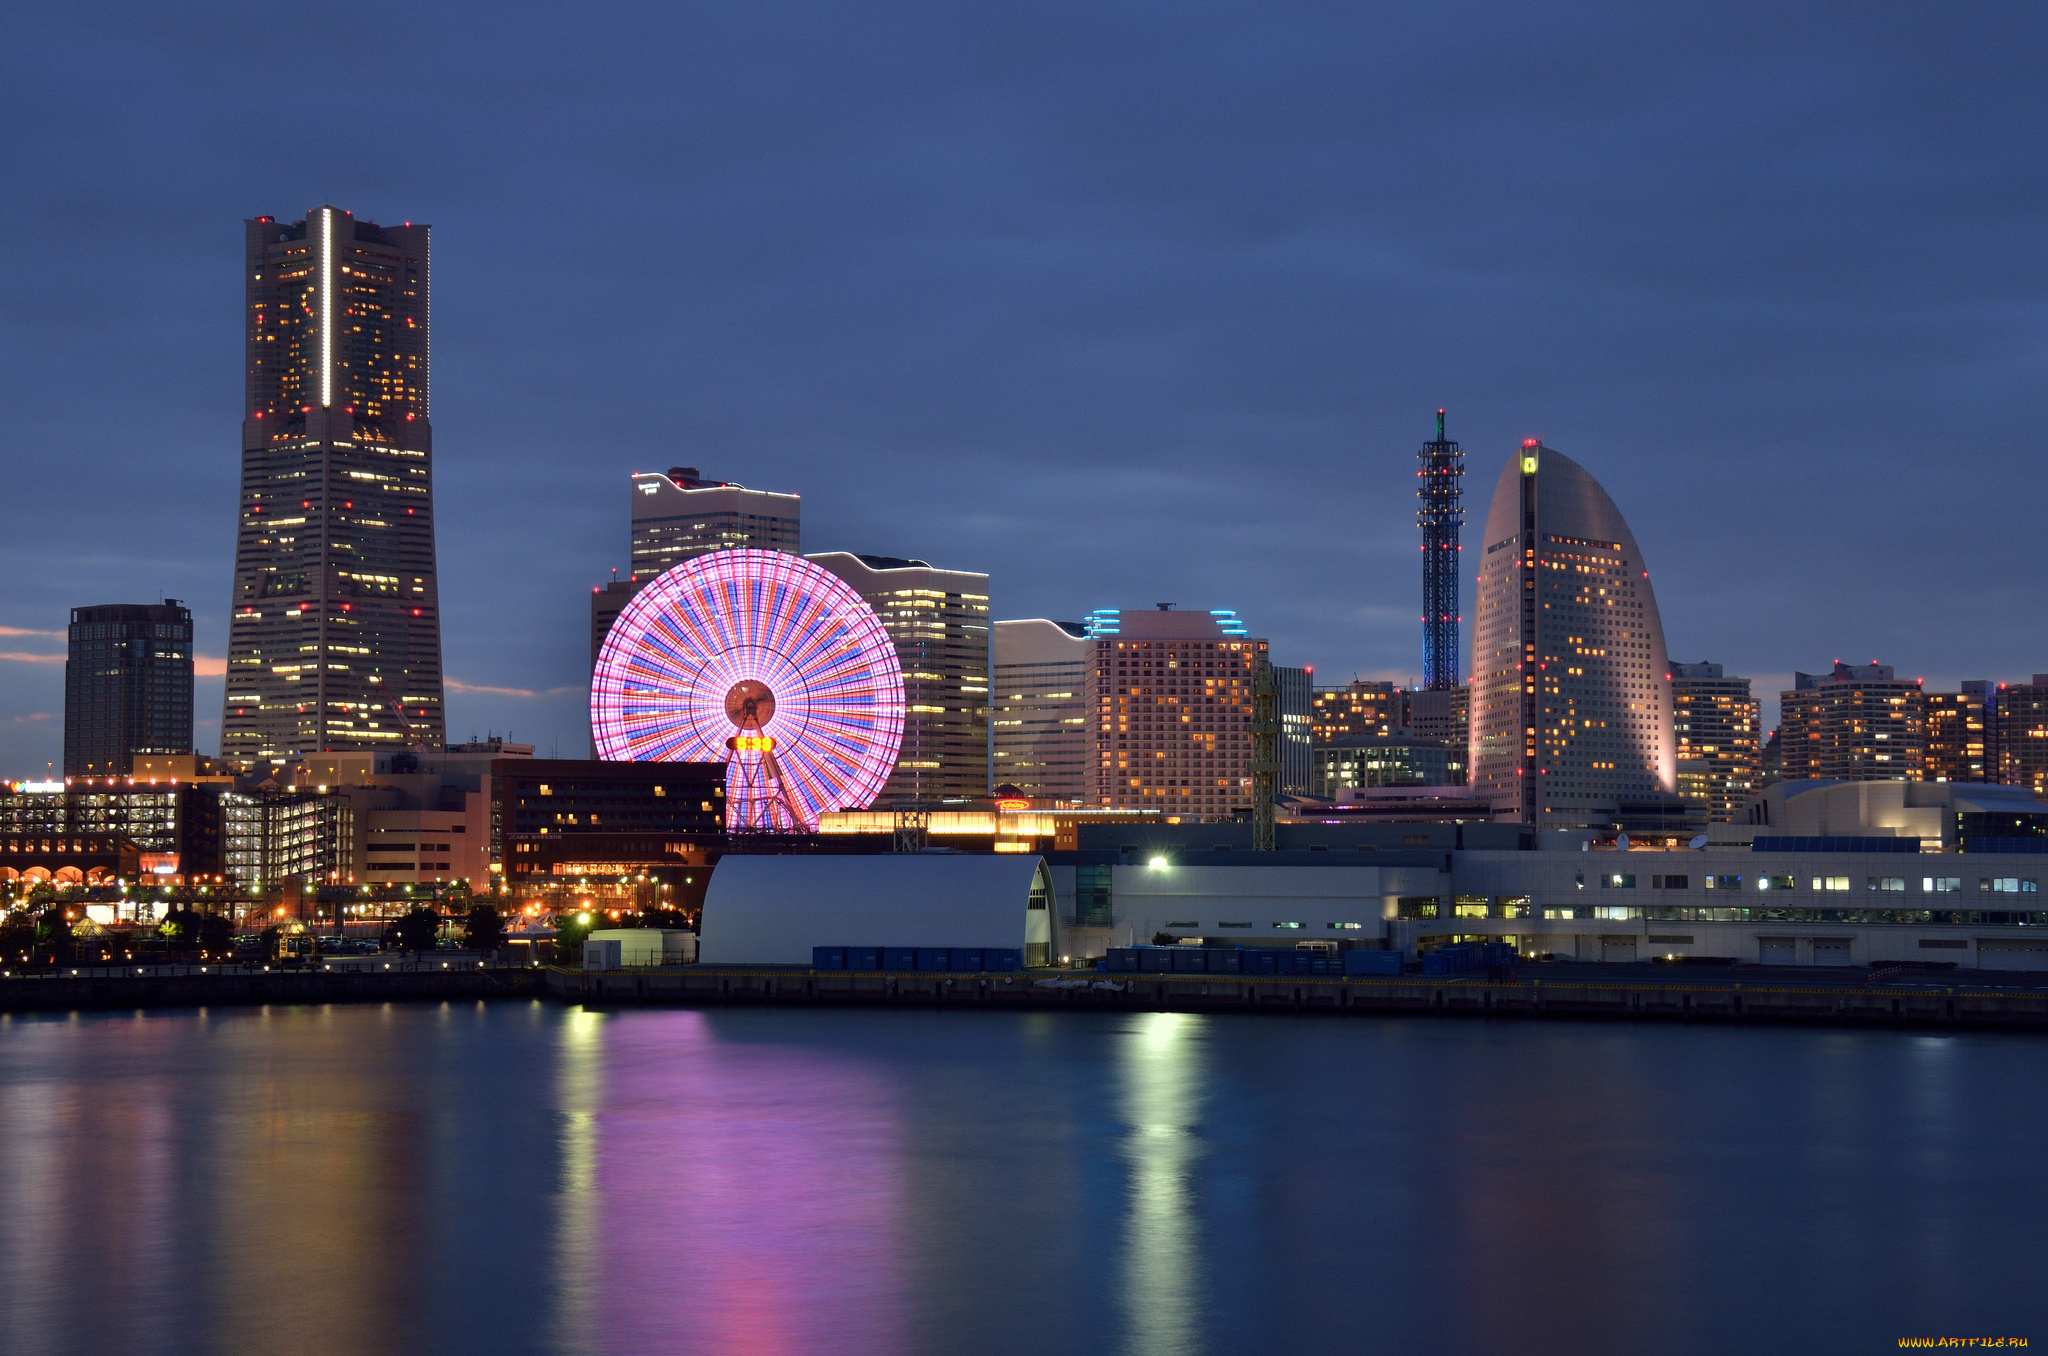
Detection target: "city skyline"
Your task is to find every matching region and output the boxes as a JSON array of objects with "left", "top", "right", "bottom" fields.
[{"left": 5, "top": 5, "right": 2048, "bottom": 774}]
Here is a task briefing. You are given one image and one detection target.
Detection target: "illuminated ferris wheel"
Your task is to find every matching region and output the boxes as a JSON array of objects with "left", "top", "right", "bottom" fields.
[{"left": 591, "top": 550, "right": 904, "bottom": 832}]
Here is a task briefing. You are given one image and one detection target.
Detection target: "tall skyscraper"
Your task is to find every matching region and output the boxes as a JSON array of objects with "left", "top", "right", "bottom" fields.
[
  {"left": 64, "top": 602, "right": 194, "bottom": 776},
  {"left": 991, "top": 619, "right": 1088, "bottom": 804},
  {"left": 1470, "top": 441, "right": 1676, "bottom": 827},
  {"left": 806, "top": 553, "right": 990, "bottom": 801},
  {"left": 1669, "top": 661, "right": 1761, "bottom": 821},
  {"left": 1084, "top": 607, "right": 1265, "bottom": 816},
  {"left": 1417, "top": 409, "right": 1465, "bottom": 691},
  {"left": 1777, "top": 662, "right": 1925, "bottom": 782},
  {"left": 224, "top": 208, "right": 443, "bottom": 761}
]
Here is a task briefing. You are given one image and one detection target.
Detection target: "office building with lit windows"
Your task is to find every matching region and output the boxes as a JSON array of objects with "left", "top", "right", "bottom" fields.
[
  {"left": 1777, "top": 663, "right": 1925, "bottom": 782},
  {"left": 991, "top": 619, "right": 1088, "bottom": 805},
  {"left": 807, "top": 553, "right": 990, "bottom": 802},
  {"left": 1470, "top": 441, "right": 1677, "bottom": 828},
  {"left": 1669, "top": 662, "right": 1761, "bottom": 822},
  {"left": 1277, "top": 664, "right": 1313, "bottom": 797},
  {"left": 224, "top": 208, "right": 443, "bottom": 760},
  {"left": 1311, "top": 680, "right": 1402, "bottom": 743},
  {"left": 64, "top": 601, "right": 194, "bottom": 776},
  {"left": 1085, "top": 607, "right": 1266, "bottom": 817},
  {"left": 588, "top": 468, "right": 803, "bottom": 745},
  {"left": 1311, "top": 680, "right": 1468, "bottom": 785},
  {"left": 1310, "top": 738, "right": 1454, "bottom": 798}
]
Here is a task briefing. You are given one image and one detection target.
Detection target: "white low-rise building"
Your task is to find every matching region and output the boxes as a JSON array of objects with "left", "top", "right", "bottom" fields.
[{"left": 699, "top": 854, "right": 1056, "bottom": 966}]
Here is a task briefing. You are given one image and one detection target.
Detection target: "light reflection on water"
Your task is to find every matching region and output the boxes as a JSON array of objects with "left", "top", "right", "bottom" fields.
[{"left": 0, "top": 1002, "right": 2043, "bottom": 1356}]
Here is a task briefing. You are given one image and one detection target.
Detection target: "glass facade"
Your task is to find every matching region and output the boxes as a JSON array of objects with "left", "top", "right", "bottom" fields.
[{"left": 64, "top": 602, "right": 193, "bottom": 776}]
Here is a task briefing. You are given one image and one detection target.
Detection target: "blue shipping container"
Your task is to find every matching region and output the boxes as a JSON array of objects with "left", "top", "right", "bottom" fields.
[
  {"left": 1140, "top": 948, "right": 1175, "bottom": 972},
  {"left": 1245, "top": 950, "right": 1279, "bottom": 974},
  {"left": 1105, "top": 948, "right": 1139, "bottom": 972},
  {"left": 1171, "top": 948, "right": 1206, "bottom": 973},
  {"left": 987, "top": 948, "right": 1022, "bottom": 971},
  {"left": 916, "top": 947, "right": 951, "bottom": 971},
  {"left": 954, "top": 948, "right": 984, "bottom": 972},
  {"left": 1344, "top": 950, "right": 1403, "bottom": 976},
  {"left": 812, "top": 946, "right": 847, "bottom": 970},
  {"left": 885, "top": 947, "right": 919, "bottom": 972},
  {"left": 848, "top": 947, "right": 882, "bottom": 971},
  {"left": 1208, "top": 951, "right": 1243, "bottom": 974}
]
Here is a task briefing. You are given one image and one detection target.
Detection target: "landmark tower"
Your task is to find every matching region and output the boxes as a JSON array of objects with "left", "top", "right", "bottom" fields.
[{"left": 223, "top": 208, "right": 443, "bottom": 760}]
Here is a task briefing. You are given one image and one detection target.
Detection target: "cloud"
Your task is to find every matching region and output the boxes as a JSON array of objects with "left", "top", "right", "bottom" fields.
[
  {"left": 0, "top": 626, "right": 62, "bottom": 638},
  {"left": 195, "top": 654, "right": 226, "bottom": 677},
  {"left": 0, "top": 652, "right": 62, "bottom": 665},
  {"left": 10, "top": 712, "right": 54, "bottom": 724},
  {"left": 445, "top": 679, "right": 583, "bottom": 699}
]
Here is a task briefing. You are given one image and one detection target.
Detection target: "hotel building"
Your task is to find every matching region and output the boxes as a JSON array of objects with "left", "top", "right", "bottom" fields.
[
  {"left": 1085, "top": 607, "right": 1265, "bottom": 817},
  {"left": 1470, "top": 441, "right": 1676, "bottom": 827}
]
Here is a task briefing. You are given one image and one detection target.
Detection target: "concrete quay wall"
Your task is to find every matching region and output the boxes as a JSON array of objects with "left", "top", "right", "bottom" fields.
[
  {"left": 0, "top": 965, "right": 547, "bottom": 1013},
  {"left": 555, "top": 967, "right": 2048, "bottom": 1032}
]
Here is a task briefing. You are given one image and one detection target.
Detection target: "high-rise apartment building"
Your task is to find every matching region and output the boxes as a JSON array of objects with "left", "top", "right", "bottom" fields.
[
  {"left": 1925, "top": 682, "right": 1993, "bottom": 783},
  {"left": 64, "top": 602, "right": 194, "bottom": 776},
  {"left": 991, "top": 619, "right": 1088, "bottom": 804},
  {"left": 224, "top": 208, "right": 443, "bottom": 761},
  {"left": 1084, "top": 607, "right": 1265, "bottom": 817},
  {"left": 807, "top": 553, "right": 989, "bottom": 801},
  {"left": 1470, "top": 441, "right": 1676, "bottom": 827},
  {"left": 1669, "top": 661, "right": 1761, "bottom": 822},
  {"left": 1777, "top": 662, "right": 1925, "bottom": 782},
  {"left": 1995, "top": 677, "right": 2048, "bottom": 794}
]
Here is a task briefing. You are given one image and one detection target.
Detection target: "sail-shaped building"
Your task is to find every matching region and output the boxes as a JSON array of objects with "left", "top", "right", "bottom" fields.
[{"left": 1470, "top": 441, "right": 1676, "bottom": 829}]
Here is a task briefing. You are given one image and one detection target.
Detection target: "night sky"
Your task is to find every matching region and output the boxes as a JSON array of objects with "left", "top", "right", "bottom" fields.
[{"left": 4, "top": 2, "right": 2045, "bottom": 773}]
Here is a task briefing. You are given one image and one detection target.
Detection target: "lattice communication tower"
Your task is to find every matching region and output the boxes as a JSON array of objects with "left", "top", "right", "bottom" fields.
[{"left": 1417, "top": 408, "right": 1465, "bottom": 691}]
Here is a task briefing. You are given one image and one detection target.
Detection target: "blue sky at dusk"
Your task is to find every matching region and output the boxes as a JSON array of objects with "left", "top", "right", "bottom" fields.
[{"left": 3, "top": 1, "right": 2045, "bottom": 772}]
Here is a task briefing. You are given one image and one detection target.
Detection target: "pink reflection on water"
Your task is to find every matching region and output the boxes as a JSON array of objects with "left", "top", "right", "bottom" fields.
[{"left": 575, "top": 1012, "right": 909, "bottom": 1355}]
